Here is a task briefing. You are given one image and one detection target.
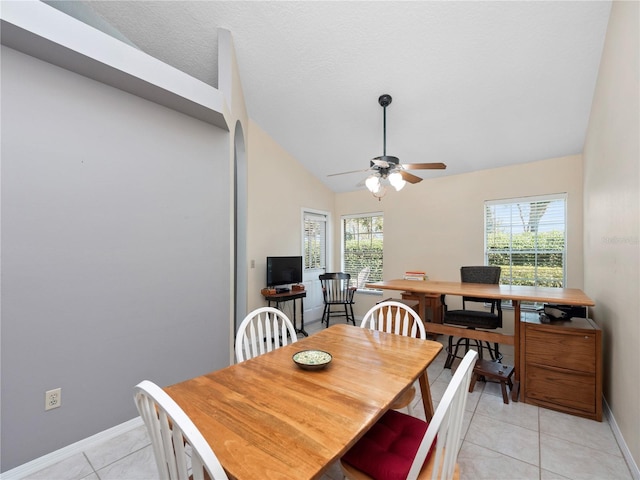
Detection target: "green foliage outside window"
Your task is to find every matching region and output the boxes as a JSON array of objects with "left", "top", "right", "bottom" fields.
[
  {"left": 343, "top": 215, "right": 383, "bottom": 286},
  {"left": 486, "top": 215, "right": 565, "bottom": 288},
  {"left": 344, "top": 240, "right": 383, "bottom": 283}
]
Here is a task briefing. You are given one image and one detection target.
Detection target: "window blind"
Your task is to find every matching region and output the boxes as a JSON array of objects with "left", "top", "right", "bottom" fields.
[
  {"left": 485, "top": 194, "right": 567, "bottom": 289},
  {"left": 304, "top": 212, "right": 326, "bottom": 270},
  {"left": 342, "top": 213, "right": 384, "bottom": 287}
]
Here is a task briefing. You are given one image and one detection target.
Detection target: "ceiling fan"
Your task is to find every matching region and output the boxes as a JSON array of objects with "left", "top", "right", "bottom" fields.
[{"left": 328, "top": 94, "right": 446, "bottom": 198}]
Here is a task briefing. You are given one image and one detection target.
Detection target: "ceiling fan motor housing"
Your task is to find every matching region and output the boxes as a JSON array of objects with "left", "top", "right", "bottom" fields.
[{"left": 371, "top": 155, "right": 400, "bottom": 176}]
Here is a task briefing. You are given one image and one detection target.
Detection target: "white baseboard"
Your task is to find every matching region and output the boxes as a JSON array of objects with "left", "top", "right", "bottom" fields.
[
  {"left": 0, "top": 417, "right": 143, "bottom": 480},
  {"left": 3, "top": 399, "right": 638, "bottom": 480},
  {"left": 603, "top": 397, "right": 640, "bottom": 480}
]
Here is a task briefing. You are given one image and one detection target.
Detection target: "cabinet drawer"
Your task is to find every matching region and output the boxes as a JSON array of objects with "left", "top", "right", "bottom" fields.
[
  {"left": 525, "top": 328, "right": 595, "bottom": 372},
  {"left": 525, "top": 364, "right": 595, "bottom": 413}
]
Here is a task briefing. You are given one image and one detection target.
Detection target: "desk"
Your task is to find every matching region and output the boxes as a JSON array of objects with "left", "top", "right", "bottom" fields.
[
  {"left": 366, "top": 279, "right": 595, "bottom": 401},
  {"left": 165, "top": 324, "right": 442, "bottom": 480},
  {"left": 263, "top": 290, "right": 308, "bottom": 336}
]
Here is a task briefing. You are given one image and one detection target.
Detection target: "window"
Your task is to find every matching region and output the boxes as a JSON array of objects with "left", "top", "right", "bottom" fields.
[
  {"left": 303, "top": 212, "right": 326, "bottom": 270},
  {"left": 485, "top": 194, "right": 566, "bottom": 296},
  {"left": 342, "top": 213, "right": 383, "bottom": 289}
]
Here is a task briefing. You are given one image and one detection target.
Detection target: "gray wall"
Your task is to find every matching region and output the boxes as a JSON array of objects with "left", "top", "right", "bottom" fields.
[{"left": 1, "top": 47, "right": 232, "bottom": 470}]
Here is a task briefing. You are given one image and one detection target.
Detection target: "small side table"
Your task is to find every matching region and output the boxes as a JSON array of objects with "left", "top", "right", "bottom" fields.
[{"left": 262, "top": 290, "right": 308, "bottom": 337}]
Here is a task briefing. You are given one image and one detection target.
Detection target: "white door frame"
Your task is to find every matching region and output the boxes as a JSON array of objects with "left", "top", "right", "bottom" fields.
[{"left": 301, "top": 208, "right": 331, "bottom": 322}]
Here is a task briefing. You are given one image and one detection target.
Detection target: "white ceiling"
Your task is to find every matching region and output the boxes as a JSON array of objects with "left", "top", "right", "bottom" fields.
[{"left": 46, "top": 1, "right": 612, "bottom": 193}]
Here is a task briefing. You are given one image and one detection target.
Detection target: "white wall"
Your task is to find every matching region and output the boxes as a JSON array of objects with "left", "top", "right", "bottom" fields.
[
  {"left": 0, "top": 47, "right": 232, "bottom": 470},
  {"left": 583, "top": 0, "right": 639, "bottom": 468},
  {"left": 335, "top": 154, "right": 585, "bottom": 328},
  {"left": 245, "top": 119, "right": 334, "bottom": 316}
]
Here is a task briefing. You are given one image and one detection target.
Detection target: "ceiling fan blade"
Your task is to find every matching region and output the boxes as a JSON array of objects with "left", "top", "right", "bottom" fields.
[
  {"left": 327, "top": 168, "right": 371, "bottom": 177},
  {"left": 399, "top": 171, "right": 423, "bottom": 184},
  {"left": 401, "top": 162, "right": 447, "bottom": 170}
]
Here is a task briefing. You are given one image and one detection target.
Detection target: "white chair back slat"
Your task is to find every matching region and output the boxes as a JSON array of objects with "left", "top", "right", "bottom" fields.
[
  {"left": 261, "top": 311, "right": 271, "bottom": 353},
  {"left": 235, "top": 307, "right": 298, "bottom": 362},
  {"left": 406, "top": 350, "right": 478, "bottom": 480},
  {"left": 249, "top": 320, "right": 259, "bottom": 357},
  {"left": 171, "top": 420, "right": 189, "bottom": 478},
  {"left": 191, "top": 456, "right": 206, "bottom": 480},
  {"left": 361, "top": 300, "right": 426, "bottom": 340},
  {"left": 134, "top": 380, "right": 229, "bottom": 480}
]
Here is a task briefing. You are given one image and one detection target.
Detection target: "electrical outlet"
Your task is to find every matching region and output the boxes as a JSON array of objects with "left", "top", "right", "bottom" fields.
[{"left": 45, "top": 388, "right": 61, "bottom": 411}]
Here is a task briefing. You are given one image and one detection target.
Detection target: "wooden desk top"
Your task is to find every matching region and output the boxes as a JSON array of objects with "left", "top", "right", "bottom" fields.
[
  {"left": 165, "top": 324, "right": 442, "bottom": 480},
  {"left": 367, "top": 279, "right": 595, "bottom": 306}
]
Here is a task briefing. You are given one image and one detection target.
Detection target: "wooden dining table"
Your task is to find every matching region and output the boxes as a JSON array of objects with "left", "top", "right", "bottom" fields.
[
  {"left": 366, "top": 279, "right": 595, "bottom": 401},
  {"left": 164, "top": 323, "right": 442, "bottom": 480}
]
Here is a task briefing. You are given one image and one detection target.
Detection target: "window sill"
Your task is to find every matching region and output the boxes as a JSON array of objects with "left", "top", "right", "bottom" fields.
[{"left": 354, "top": 288, "right": 383, "bottom": 296}]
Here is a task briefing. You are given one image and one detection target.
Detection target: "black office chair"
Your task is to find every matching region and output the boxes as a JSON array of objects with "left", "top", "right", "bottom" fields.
[
  {"left": 442, "top": 266, "right": 503, "bottom": 369},
  {"left": 319, "top": 273, "right": 356, "bottom": 327}
]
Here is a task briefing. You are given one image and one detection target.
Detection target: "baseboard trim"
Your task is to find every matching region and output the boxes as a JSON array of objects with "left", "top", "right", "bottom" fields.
[
  {"left": 3, "top": 397, "right": 638, "bottom": 480},
  {"left": 0, "top": 417, "right": 143, "bottom": 480},
  {"left": 603, "top": 397, "right": 640, "bottom": 480}
]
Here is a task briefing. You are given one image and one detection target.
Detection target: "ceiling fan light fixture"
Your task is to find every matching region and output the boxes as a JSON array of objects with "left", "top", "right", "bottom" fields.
[
  {"left": 389, "top": 171, "right": 406, "bottom": 191},
  {"left": 365, "top": 174, "right": 381, "bottom": 193}
]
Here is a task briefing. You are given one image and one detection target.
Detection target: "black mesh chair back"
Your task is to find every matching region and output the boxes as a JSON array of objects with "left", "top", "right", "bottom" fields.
[
  {"left": 459, "top": 266, "right": 503, "bottom": 326},
  {"left": 319, "top": 273, "right": 356, "bottom": 327},
  {"left": 442, "top": 266, "right": 502, "bottom": 368}
]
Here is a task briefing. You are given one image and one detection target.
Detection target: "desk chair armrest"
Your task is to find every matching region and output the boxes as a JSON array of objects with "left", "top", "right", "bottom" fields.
[{"left": 440, "top": 294, "right": 449, "bottom": 313}]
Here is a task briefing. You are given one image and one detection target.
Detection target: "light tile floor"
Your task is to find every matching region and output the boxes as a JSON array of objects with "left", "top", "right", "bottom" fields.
[{"left": 20, "top": 320, "right": 633, "bottom": 480}]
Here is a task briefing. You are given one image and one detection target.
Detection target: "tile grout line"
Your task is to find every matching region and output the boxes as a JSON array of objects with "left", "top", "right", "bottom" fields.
[
  {"left": 82, "top": 452, "right": 100, "bottom": 480},
  {"left": 538, "top": 406, "right": 542, "bottom": 480}
]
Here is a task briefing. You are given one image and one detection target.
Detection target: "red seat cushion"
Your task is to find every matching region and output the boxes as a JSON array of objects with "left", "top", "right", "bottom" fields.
[{"left": 342, "top": 409, "right": 434, "bottom": 480}]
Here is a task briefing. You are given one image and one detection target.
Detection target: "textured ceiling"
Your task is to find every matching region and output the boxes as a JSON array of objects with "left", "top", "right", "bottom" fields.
[{"left": 47, "top": 1, "right": 612, "bottom": 193}]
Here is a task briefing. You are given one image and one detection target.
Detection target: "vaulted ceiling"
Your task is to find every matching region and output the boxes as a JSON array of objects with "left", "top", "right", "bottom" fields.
[{"left": 46, "top": 1, "right": 612, "bottom": 193}]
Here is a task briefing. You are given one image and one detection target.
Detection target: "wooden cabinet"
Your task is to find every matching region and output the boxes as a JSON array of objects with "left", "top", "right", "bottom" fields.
[
  {"left": 400, "top": 291, "right": 443, "bottom": 324},
  {"left": 521, "top": 317, "right": 602, "bottom": 421}
]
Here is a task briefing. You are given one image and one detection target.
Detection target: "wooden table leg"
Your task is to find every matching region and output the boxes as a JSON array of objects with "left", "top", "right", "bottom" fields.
[
  {"left": 416, "top": 293, "right": 438, "bottom": 340},
  {"left": 418, "top": 371, "right": 434, "bottom": 421},
  {"left": 512, "top": 300, "right": 521, "bottom": 402}
]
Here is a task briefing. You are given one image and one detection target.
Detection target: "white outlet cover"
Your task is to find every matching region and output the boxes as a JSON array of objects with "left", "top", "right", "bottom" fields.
[{"left": 45, "top": 388, "right": 61, "bottom": 410}]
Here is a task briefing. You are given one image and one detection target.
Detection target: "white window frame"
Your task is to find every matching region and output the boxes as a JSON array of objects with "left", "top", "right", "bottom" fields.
[{"left": 484, "top": 193, "right": 567, "bottom": 307}]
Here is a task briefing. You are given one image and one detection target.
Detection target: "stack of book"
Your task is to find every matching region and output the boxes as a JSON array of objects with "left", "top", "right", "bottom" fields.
[{"left": 403, "top": 271, "right": 427, "bottom": 281}]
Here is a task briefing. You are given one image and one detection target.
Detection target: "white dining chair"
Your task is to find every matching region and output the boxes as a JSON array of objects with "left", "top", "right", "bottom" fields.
[
  {"left": 235, "top": 306, "right": 298, "bottom": 362},
  {"left": 134, "top": 380, "right": 229, "bottom": 480},
  {"left": 360, "top": 300, "right": 427, "bottom": 414},
  {"left": 340, "top": 350, "right": 478, "bottom": 480}
]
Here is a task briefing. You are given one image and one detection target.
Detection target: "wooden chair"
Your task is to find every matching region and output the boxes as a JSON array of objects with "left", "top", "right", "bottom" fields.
[
  {"left": 134, "top": 380, "right": 229, "bottom": 480},
  {"left": 356, "top": 266, "right": 371, "bottom": 288},
  {"left": 235, "top": 307, "right": 297, "bottom": 362},
  {"left": 360, "top": 300, "right": 426, "bottom": 415},
  {"left": 442, "top": 266, "right": 503, "bottom": 369},
  {"left": 319, "top": 272, "right": 356, "bottom": 327},
  {"left": 341, "top": 350, "right": 478, "bottom": 480}
]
